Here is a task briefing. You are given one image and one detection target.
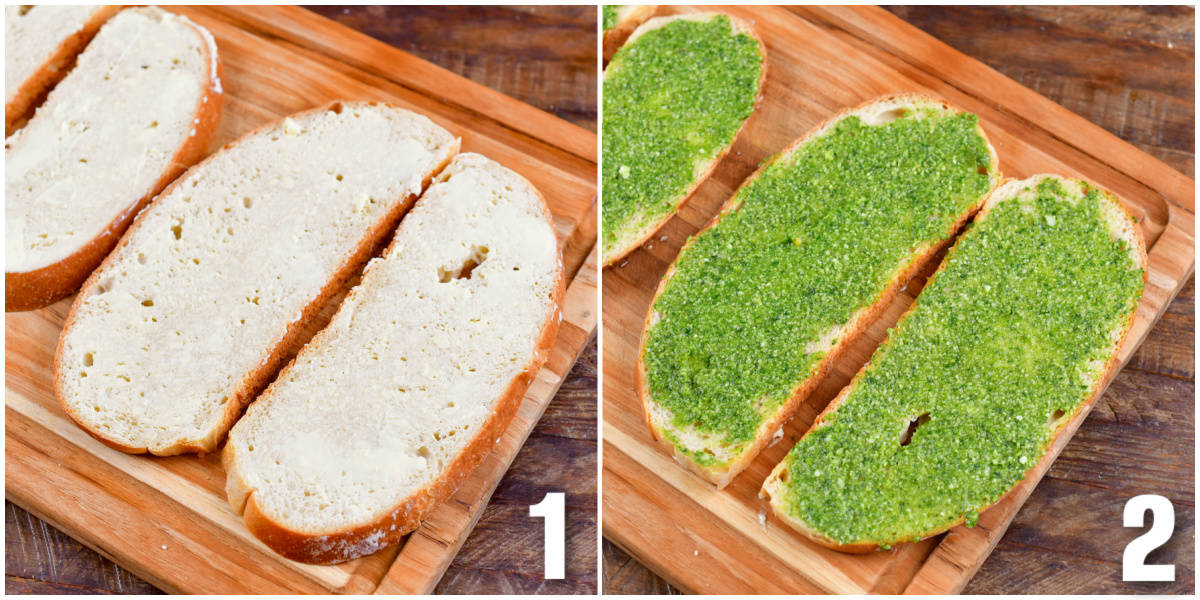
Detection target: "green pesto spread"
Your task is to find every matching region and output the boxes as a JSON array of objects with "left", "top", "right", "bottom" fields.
[
  {"left": 776, "top": 177, "right": 1144, "bottom": 546},
  {"left": 643, "top": 108, "right": 994, "bottom": 465},
  {"left": 602, "top": 15, "right": 762, "bottom": 261},
  {"left": 603, "top": 6, "right": 618, "bottom": 31}
]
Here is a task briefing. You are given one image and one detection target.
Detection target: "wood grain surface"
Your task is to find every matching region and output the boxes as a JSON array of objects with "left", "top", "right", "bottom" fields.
[
  {"left": 5, "top": 5, "right": 598, "bottom": 595},
  {"left": 603, "top": 5, "right": 1194, "bottom": 595}
]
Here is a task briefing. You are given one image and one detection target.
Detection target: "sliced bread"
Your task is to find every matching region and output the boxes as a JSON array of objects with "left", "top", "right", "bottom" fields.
[
  {"left": 4, "top": 4, "right": 121, "bottom": 135},
  {"left": 638, "top": 95, "right": 1000, "bottom": 488},
  {"left": 761, "top": 174, "right": 1146, "bottom": 552},
  {"left": 223, "top": 152, "right": 564, "bottom": 564},
  {"left": 602, "top": 12, "right": 765, "bottom": 267},
  {"left": 602, "top": 5, "right": 657, "bottom": 63},
  {"left": 54, "top": 101, "right": 460, "bottom": 455},
  {"left": 6, "top": 6, "right": 223, "bottom": 311}
]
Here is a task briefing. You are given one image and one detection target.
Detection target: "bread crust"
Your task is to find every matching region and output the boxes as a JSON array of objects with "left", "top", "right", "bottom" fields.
[
  {"left": 5, "top": 9, "right": 223, "bottom": 312},
  {"left": 52, "top": 100, "right": 458, "bottom": 456},
  {"left": 602, "top": 12, "right": 768, "bottom": 268},
  {"left": 637, "top": 94, "right": 1002, "bottom": 489},
  {"left": 602, "top": 5, "right": 657, "bottom": 63},
  {"left": 761, "top": 174, "right": 1149, "bottom": 553},
  {"left": 222, "top": 165, "right": 566, "bottom": 564},
  {"left": 4, "top": 5, "right": 123, "bottom": 136}
]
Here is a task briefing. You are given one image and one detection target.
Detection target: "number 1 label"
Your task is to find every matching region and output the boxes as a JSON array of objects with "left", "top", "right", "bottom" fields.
[{"left": 530, "top": 492, "right": 565, "bottom": 579}]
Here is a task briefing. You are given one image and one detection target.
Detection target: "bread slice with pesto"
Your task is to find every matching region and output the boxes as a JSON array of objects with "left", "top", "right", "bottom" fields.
[
  {"left": 602, "top": 5, "right": 657, "bottom": 63},
  {"left": 638, "top": 95, "right": 1000, "bottom": 488},
  {"left": 762, "top": 174, "right": 1146, "bottom": 552},
  {"left": 601, "top": 12, "right": 765, "bottom": 267}
]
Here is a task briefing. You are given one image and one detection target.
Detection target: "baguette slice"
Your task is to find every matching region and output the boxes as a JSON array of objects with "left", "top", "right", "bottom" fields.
[
  {"left": 55, "top": 101, "right": 459, "bottom": 455},
  {"left": 762, "top": 175, "right": 1147, "bottom": 552},
  {"left": 601, "top": 12, "right": 766, "bottom": 267},
  {"left": 223, "top": 152, "right": 564, "bottom": 564},
  {"left": 6, "top": 6, "right": 223, "bottom": 311},
  {"left": 602, "top": 5, "right": 657, "bottom": 63},
  {"left": 4, "top": 5, "right": 121, "bottom": 135},
  {"left": 639, "top": 95, "right": 1001, "bottom": 488}
]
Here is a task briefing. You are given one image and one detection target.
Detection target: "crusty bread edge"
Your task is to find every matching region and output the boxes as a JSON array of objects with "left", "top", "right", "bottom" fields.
[
  {"left": 636, "top": 93, "right": 1002, "bottom": 488},
  {"left": 4, "top": 5, "right": 123, "bottom": 136},
  {"left": 6, "top": 9, "right": 222, "bottom": 313},
  {"left": 602, "top": 5, "right": 658, "bottom": 63},
  {"left": 760, "top": 173, "right": 1149, "bottom": 553},
  {"left": 52, "top": 100, "right": 459, "bottom": 455},
  {"left": 602, "top": 12, "right": 768, "bottom": 268},
  {"left": 222, "top": 159, "right": 566, "bottom": 564}
]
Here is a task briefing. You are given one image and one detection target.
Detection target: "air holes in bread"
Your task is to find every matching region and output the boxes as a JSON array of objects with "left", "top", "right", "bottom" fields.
[
  {"left": 438, "top": 245, "right": 489, "bottom": 282},
  {"left": 1049, "top": 408, "right": 1067, "bottom": 426},
  {"left": 329, "top": 101, "right": 344, "bottom": 114},
  {"left": 243, "top": 197, "right": 252, "bottom": 208},
  {"left": 83, "top": 352, "right": 94, "bottom": 367},
  {"left": 899, "top": 413, "right": 930, "bottom": 446},
  {"left": 141, "top": 299, "right": 154, "bottom": 307},
  {"left": 170, "top": 223, "right": 182, "bottom": 240}
]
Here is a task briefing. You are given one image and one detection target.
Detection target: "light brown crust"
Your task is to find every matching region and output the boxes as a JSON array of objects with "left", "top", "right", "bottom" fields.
[
  {"left": 223, "top": 168, "right": 566, "bottom": 564},
  {"left": 52, "top": 101, "right": 458, "bottom": 456},
  {"left": 602, "top": 5, "right": 658, "bottom": 63},
  {"left": 4, "top": 5, "right": 123, "bottom": 136},
  {"left": 637, "top": 94, "right": 1002, "bottom": 488},
  {"left": 5, "top": 10, "right": 222, "bottom": 312},
  {"left": 762, "top": 174, "right": 1149, "bottom": 553},
  {"left": 602, "top": 12, "right": 768, "bottom": 268}
]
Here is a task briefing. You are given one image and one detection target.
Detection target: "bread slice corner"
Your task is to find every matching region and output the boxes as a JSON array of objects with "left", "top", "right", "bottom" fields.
[{"left": 602, "top": 12, "right": 767, "bottom": 268}]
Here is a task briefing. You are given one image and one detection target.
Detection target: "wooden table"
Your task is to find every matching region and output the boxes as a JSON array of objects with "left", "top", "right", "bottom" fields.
[
  {"left": 4, "top": 6, "right": 598, "bottom": 595},
  {"left": 602, "top": 5, "right": 1194, "bottom": 594}
]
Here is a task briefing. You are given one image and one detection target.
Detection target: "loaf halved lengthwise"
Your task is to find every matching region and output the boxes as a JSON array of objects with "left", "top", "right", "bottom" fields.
[
  {"left": 55, "top": 101, "right": 460, "bottom": 455},
  {"left": 223, "top": 153, "right": 564, "bottom": 564},
  {"left": 762, "top": 174, "right": 1147, "bottom": 553},
  {"left": 6, "top": 6, "right": 223, "bottom": 311},
  {"left": 601, "top": 12, "right": 766, "bottom": 267},
  {"left": 4, "top": 4, "right": 121, "bottom": 135},
  {"left": 639, "top": 95, "right": 1001, "bottom": 488},
  {"left": 602, "top": 5, "right": 657, "bottom": 63}
]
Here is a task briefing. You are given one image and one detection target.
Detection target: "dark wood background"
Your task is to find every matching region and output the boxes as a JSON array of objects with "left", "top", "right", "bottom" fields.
[
  {"left": 4, "top": 5, "right": 598, "bottom": 595},
  {"left": 602, "top": 5, "right": 1195, "bottom": 595}
]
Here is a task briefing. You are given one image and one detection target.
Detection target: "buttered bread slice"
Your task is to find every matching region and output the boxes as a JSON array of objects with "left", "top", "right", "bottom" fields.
[
  {"left": 762, "top": 175, "right": 1146, "bottom": 552},
  {"left": 55, "top": 101, "right": 459, "bottom": 455},
  {"left": 224, "top": 153, "right": 563, "bottom": 564},
  {"left": 6, "top": 6, "right": 223, "bottom": 311},
  {"left": 5, "top": 5, "right": 121, "bottom": 134},
  {"left": 639, "top": 95, "right": 1000, "bottom": 488}
]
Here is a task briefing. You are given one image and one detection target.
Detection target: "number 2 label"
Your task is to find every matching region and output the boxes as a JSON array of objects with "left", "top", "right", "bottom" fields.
[
  {"left": 1123, "top": 494, "right": 1175, "bottom": 582},
  {"left": 530, "top": 492, "right": 565, "bottom": 579}
]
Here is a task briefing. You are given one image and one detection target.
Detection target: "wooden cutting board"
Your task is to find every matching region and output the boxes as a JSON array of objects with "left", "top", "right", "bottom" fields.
[
  {"left": 601, "top": 5, "right": 1195, "bottom": 594},
  {"left": 4, "top": 6, "right": 597, "bottom": 595}
]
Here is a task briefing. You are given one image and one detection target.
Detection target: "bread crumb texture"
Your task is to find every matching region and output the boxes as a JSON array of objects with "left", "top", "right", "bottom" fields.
[
  {"left": 226, "top": 153, "right": 559, "bottom": 534},
  {"left": 58, "top": 103, "right": 457, "bottom": 453},
  {"left": 770, "top": 175, "right": 1143, "bottom": 547},
  {"left": 6, "top": 6, "right": 212, "bottom": 273},
  {"left": 5, "top": 5, "right": 109, "bottom": 105}
]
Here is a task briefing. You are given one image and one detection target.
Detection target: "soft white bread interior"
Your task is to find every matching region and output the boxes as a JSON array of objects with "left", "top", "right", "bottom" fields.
[
  {"left": 223, "top": 152, "right": 564, "bottom": 564},
  {"left": 55, "top": 101, "right": 459, "bottom": 455},
  {"left": 4, "top": 5, "right": 120, "bottom": 134},
  {"left": 6, "top": 6, "right": 222, "bottom": 310}
]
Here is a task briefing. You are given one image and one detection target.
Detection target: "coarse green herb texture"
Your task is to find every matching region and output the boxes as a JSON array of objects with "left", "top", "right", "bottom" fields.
[
  {"left": 603, "top": 5, "right": 618, "bottom": 31},
  {"left": 775, "top": 177, "right": 1144, "bottom": 546},
  {"left": 602, "top": 15, "right": 762, "bottom": 262},
  {"left": 643, "top": 107, "right": 994, "bottom": 467}
]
